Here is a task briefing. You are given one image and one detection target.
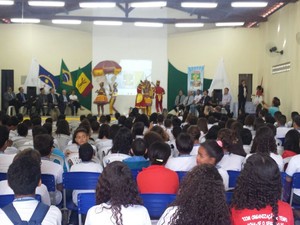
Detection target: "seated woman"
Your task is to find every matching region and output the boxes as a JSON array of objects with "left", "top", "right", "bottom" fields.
[
  {"left": 217, "top": 128, "right": 245, "bottom": 171},
  {"left": 262, "top": 97, "right": 280, "bottom": 117},
  {"left": 245, "top": 126, "right": 284, "bottom": 171},
  {"left": 196, "top": 140, "right": 229, "bottom": 190},
  {"left": 231, "top": 153, "right": 294, "bottom": 225},
  {"left": 137, "top": 142, "right": 179, "bottom": 194},
  {"left": 282, "top": 129, "right": 300, "bottom": 159},
  {"left": 157, "top": 164, "right": 231, "bottom": 225},
  {"left": 85, "top": 161, "right": 151, "bottom": 225}
]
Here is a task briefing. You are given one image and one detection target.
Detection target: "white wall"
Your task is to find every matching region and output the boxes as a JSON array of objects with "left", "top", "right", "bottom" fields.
[{"left": 92, "top": 24, "right": 168, "bottom": 115}]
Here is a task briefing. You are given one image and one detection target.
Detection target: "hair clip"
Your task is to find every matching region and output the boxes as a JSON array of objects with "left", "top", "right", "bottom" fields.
[
  {"left": 216, "top": 140, "right": 223, "bottom": 148},
  {"left": 156, "top": 159, "right": 163, "bottom": 162}
]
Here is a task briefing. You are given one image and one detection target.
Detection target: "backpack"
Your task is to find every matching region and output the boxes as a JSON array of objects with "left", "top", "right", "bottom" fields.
[{"left": 1, "top": 202, "right": 50, "bottom": 225}]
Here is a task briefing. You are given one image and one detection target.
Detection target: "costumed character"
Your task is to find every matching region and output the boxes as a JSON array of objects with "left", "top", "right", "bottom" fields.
[
  {"left": 109, "top": 82, "right": 119, "bottom": 115},
  {"left": 135, "top": 81, "right": 146, "bottom": 113},
  {"left": 143, "top": 80, "right": 153, "bottom": 116},
  {"left": 94, "top": 82, "right": 108, "bottom": 116},
  {"left": 153, "top": 80, "right": 165, "bottom": 113}
]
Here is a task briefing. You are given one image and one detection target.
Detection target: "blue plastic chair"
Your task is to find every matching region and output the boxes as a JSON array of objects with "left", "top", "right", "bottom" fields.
[
  {"left": 124, "top": 160, "right": 150, "bottom": 170},
  {"left": 176, "top": 171, "right": 187, "bottom": 183},
  {"left": 131, "top": 169, "right": 141, "bottom": 180},
  {"left": 77, "top": 193, "right": 96, "bottom": 225},
  {"left": 0, "top": 195, "right": 41, "bottom": 208},
  {"left": 289, "top": 172, "right": 300, "bottom": 208},
  {"left": 63, "top": 172, "right": 101, "bottom": 211},
  {"left": 226, "top": 192, "right": 233, "bottom": 204},
  {"left": 140, "top": 193, "right": 176, "bottom": 219},
  {"left": 227, "top": 170, "right": 240, "bottom": 189},
  {"left": 0, "top": 173, "right": 7, "bottom": 181},
  {"left": 41, "top": 174, "right": 56, "bottom": 192}
]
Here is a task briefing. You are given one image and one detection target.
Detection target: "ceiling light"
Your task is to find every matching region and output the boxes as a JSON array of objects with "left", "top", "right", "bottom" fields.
[
  {"left": 134, "top": 22, "right": 163, "bottom": 27},
  {"left": 231, "top": 2, "right": 268, "bottom": 8},
  {"left": 261, "top": 2, "right": 284, "bottom": 18},
  {"left": 94, "top": 21, "right": 123, "bottom": 26},
  {"left": 79, "top": 2, "right": 116, "bottom": 8},
  {"left": 28, "top": 1, "right": 65, "bottom": 7},
  {"left": 130, "top": 1, "right": 166, "bottom": 8},
  {"left": 181, "top": 2, "right": 218, "bottom": 8},
  {"left": 215, "top": 22, "right": 244, "bottom": 27},
  {"left": 11, "top": 18, "right": 40, "bottom": 23},
  {"left": 52, "top": 19, "right": 81, "bottom": 24},
  {"left": 0, "top": 0, "right": 14, "bottom": 5},
  {"left": 175, "top": 23, "right": 204, "bottom": 28}
]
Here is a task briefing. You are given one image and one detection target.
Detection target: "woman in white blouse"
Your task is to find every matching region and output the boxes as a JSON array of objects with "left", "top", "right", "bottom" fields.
[{"left": 69, "top": 90, "right": 82, "bottom": 116}]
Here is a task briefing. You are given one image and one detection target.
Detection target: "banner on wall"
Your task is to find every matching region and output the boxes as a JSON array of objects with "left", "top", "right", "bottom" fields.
[{"left": 187, "top": 66, "right": 204, "bottom": 92}]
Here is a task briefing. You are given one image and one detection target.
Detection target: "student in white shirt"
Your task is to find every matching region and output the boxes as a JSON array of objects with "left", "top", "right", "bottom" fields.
[
  {"left": 103, "top": 127, "right": 132, "bottom": 167},
  {"left": 240, "top": 128, "right": 252, "bottom": 154},
  {"left": 0, "top": 148, "right": 61, "bottom": 225},
  {"left": 165, "top": 133, "right": 196, "bottom": 171},
  {"left": 157, "top": 164, "right": 230, "bottom": 225},
  {"left": 85, "top": 161, "right": 151, "bottom": 225},
  {"left": 196, "top": 140, "right": 229, "bottom": 190},
  {"left": 95, "top": 124, "right": 112, "bottom": 163},
  {"left": 34, "top": 134, "right": 64, "bottom": 205},
  {"left": 187, "top": 125, "right": 201, "bottom": 156},
  {"left": 70, "top": 143, "right": 103, "bottom": 205},
  {"left": 0, "top": 126, "right": 18, "bottom": 172},
  {"left": 244, "top": 126, "right": 284, "bottom": 171},
  {"left": 276, "top": 115, "right": 291, "bottom": 138}
]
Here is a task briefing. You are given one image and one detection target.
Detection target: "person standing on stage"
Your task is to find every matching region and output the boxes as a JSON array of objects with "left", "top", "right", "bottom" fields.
[
  {"left": 143, "top": 80, "right": 153, "bottom": 116},
  {"left": 109, "top": 82, "right": 119, "bottom": 115},
  {"left": 135, "top": 81, "right": 146, "bottom": 113},
  {"left": 153, "top": 80, "right": 165, "bottom": 113},
  {"left": 69, "top": 90, "right": 83, "bottom": 116},
  {"left": 94, "top": 82, "right": 108, "bottom": 116},
  {"left": 238, "top": 80, "right": 248, "bottom": 115}
]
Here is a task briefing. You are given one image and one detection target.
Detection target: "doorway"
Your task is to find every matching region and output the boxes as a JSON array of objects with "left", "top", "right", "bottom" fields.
[{"left": 1, "top": 70, "right": 14, "bottom": 111}]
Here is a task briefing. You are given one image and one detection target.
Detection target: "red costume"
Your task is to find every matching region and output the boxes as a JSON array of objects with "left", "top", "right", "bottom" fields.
[
  {"left": 135, "top": 84, "right": 146, "bottom": 109},
  {"left": 154, "top": 81, "right": 165, "bottom": 113}
]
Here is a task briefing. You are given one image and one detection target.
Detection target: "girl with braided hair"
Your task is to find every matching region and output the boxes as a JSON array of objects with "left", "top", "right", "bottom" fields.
[
  {"left": 231, "top": 153, "right": 293, "bottom": 225},
  {"left": 244, "top": 126, "right": 284, "bottom": 171},
  {"left": 157, "top": 164, "right": 231, "bottom": 225},
  {"left": 85, "top": 161, "right": 151, "bottom": 225}
]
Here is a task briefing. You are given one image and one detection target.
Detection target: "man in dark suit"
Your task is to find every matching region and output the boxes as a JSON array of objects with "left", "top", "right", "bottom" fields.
[
  {"left": 3, "top": 87, "right": 18, "bottom": 113},
  {"left": 58, "top": 89, "right": 70, "bottom": 115},
  {"left": 196, "top": 89, "right": 211, "bottom": 116},
  {"left": 16, "top": 87, "right": 32, "bottom": 114},
  {"left": 238, "top": 80, "right": 248, "bottom": 115},
  {"left": 47, "top": 88, "right": 59, "bottom": 115},
  {"left": 36, "top": 88, "right": 48, "bottom": 116}
]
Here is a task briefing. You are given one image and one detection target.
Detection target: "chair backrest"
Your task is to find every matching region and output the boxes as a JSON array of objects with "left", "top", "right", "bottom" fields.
[
  {"left": 0, "top": 194, "right": 41, "bottom": 208},
  {"left": 0, "top": 172, "right": 7, "bottom": 181},
  {"left": 176, "top": 171, "right": 187, "bottom": 183},
  {"left": 123, "top": 160, "right": 150, "bottom": 170},
  {"left": 41, "top": 174, "right": 56, "bottom": 192},
  {"left": 50, "top": 154, "right": 64, "bottom": 166},
  {"left": 291, "top": 173, "right": 300, "bottom": 189},
  {"left": 281, "top": 172, "right": 287, "bottom": 187},
  {"left": 63, "top": 172, "right": 101, "bottom": 190},
  {"left": 140, "top": 193, "right": 176, "bottom": 219},
  {"left": 78, "top": 193, "right": 96, "bottom": 215},
  {"left": 131, "top": 169, "right": 141, "bottom": 180},
  {"left": 227, "top": 170, "right": 241, "bottom": 189},
  {"left": 226, "top": 192, "right": 233, "bottom": 205}
]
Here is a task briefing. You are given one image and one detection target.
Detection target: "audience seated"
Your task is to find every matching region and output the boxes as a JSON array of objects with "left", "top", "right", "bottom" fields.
[
  {"left": 276, "top": 115, "right": 292, "bottom": 138},
  {"left": 95, "top": 124, "right": 112, "bottom": 163},
  {"left": 157, "top": 164, "right": 230, "bottom": 225},
  {"left": 34, "top": 134, "right": 63, "bottom": 205},
  {"left": 85, "top": 161, "right": 151, "bottom": 225},
  {"left": 0, "top": 148, "right": 61, "bottom": 224},
  {"left": 165, "top": 133, "right": 196, "bottom": 171},
  {"left": 53, "top": 119, "right": 72, "bottom": 151},
  {"left": 240, "top": 128, "right": 252, "bottom": 154},
  {"left": 282, "top": 129, "right": 300, "bottom": 159},
  {"left": 231, "top": 153, "right": 293, "bottom": 225},
  {"left": 187, "top": 125, "right": 201, "bottom": 156},
  {"left": 137, "top": 142, "right": 179, "bottom": 194}
]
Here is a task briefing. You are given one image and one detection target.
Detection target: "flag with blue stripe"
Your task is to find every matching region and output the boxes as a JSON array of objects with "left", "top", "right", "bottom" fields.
[{"left": 38, "top": 65, "right": 60, "bottom": 89}]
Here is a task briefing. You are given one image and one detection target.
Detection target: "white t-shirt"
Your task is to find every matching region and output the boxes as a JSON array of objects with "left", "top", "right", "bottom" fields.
[
  {"left": 286, "top": 154, "right": 300, "bottom": 196},
  {"left": 69, "top": 94, "right": 78, "bottom": 101},
  {"left": 103, "top": 153, "right": 131, "bottom": 167},
  {"left": 0, "top": 154, "right": 16, "bottom": 173},
  {"left": 4, "top": 147, "right": 19, "bottom": 154},
  {"left": 41, "top": 159, "right": 63, "bottom": 205},
  {"left": 85, "top": 203, "right": 151, "bottom": 225},
  {"left": 0, "top": 180, "right": 51, "bottom": 206},
  {"left": 0, "top": 199, "right": 61, "bottom": 225},
  {"left": 157, "top": 206, "right": 178, "bottom": 225},
  {"left": 218, "top": 167, "right": 229, "bottom": 191},
  {"left": 70, "top": 162, "right": 103, "bottom": 205},
  {"left": 243, "top": 153, "right": 284, "bottom": 172},
  {"left": 217, "top": 153, "right": 245, "bottom": 171},
  {"left": 276, "top": 127, "right": 292, "bottom": 139},
  {"left": 190, "top": 144, "right": 200, "bottom": 156},
  {"left": 165, "top": 155, "right": 197, "bottom": 172}
]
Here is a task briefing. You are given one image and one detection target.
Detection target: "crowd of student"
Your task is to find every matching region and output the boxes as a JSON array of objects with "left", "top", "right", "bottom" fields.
[{"left": 0, "top": 106, "right": 299, "bottom": 224}]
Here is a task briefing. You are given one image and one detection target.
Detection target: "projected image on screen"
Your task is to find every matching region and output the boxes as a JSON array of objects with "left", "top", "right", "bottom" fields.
[{"left": 113, "top": 60, "right": 152, "bottom": 95}]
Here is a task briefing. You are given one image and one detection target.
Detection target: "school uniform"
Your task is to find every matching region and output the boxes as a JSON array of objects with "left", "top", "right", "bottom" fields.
[
  {"left": 165, "top": 155, "right": 197, "bottom": 172},
  {"left": 243, "top": 153, "right": 284, "bottom": 171},
  {"left": 217, "top": 153, "right": 245, "bottom": 171}
]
